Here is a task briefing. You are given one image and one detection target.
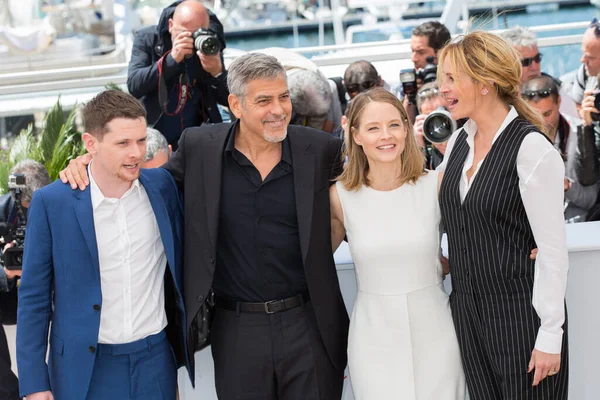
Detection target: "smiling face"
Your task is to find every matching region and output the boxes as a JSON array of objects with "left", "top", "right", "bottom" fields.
[
  {"left": 352, "top": 101, "right": 408, "bottom": 166},
  {"left": 84, "top": 117, "right": 147, "bottom": 183},
  {"left": 229, "top": 75, "right": 292, "bottom": 143},
  {"left": 439, "top": 57, "right": 483, "bottom": 120}
]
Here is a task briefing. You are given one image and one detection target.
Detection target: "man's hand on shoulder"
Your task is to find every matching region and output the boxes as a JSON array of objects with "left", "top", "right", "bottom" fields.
[
  {"left": 59, "top": 153, "right": 92, "bottom": 190},
  {"left": 26, "top": 390, "right": 54, "bottom": 400},
  {"left": 199, "top": 51, "right": 223, "bottom": 77},
  {"left": 171, "top": 31, "right": 194, "bottom": 64}
]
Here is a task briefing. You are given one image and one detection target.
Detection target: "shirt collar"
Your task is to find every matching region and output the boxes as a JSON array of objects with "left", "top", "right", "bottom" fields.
[
  {"left": 224, "top": 119, "right": 292, "bottom": 166},
  {"left": 462, "top": 106, "right": 519, "bottom": 146},
  {"left": 88, "top": 163, "right": 141, "bottom": 210}
]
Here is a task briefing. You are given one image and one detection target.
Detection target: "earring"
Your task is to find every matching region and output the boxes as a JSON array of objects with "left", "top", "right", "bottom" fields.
[{"left": 482, "top": 88, "right": 489, "bottom": 95}]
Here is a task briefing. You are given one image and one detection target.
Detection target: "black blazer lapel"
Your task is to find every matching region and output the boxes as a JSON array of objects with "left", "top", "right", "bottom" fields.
[
  {"left": 289, "top": 133, "right": 315, "bottom": 266},
  {"left": 73, "top": 188, "right": 101, "bottom": 281},
  {"left": 202, "top": 130, "right": 228, "bottom": 250}
]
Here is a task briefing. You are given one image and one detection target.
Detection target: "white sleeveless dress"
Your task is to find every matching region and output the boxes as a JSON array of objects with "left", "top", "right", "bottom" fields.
[{"left": 336, "top": 171, "right": 465, "bottom": 400}]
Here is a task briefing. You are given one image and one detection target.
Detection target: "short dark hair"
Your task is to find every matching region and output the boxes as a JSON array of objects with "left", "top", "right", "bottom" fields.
[
  {"left": 344, "top": 60, "right": 379, "bottom": 88},
  {"left": 412, "top": 21, "right": 451, "bottom": 53},
  {"left": 522, "top": 75, "right": 561, "bottom": 104},
  {"left": 83, "top": 90, "right": 146, "bottom": 138}
]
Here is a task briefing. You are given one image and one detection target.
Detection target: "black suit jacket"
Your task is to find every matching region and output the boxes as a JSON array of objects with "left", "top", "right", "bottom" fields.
[{"left": 163, "top": 123, "right": 350, "bottom": 381}]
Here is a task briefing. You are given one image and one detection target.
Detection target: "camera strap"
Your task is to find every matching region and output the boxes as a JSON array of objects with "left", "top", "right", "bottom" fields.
[{"left": 157, "top": 50, "right": 189, "bottom": 117}]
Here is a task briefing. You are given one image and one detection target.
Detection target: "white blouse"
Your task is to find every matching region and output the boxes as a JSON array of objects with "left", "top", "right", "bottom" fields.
[{"left": 437, "top": 106, "right": 569, "bottom": 354}]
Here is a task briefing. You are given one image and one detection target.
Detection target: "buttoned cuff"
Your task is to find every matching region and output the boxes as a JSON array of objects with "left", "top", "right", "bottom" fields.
[{"left": 534, "top": 327, "right": 563, "bottom": 354}]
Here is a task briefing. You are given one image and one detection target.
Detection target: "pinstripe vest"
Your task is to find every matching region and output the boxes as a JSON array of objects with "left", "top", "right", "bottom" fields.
[{"left": 440, "top": 118, "right": 540, "bottom": 295}]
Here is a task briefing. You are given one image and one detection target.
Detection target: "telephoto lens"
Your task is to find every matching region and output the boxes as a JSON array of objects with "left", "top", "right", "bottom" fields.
[{"left": 423, "top": 107, "right": 456, "bottom": 143}]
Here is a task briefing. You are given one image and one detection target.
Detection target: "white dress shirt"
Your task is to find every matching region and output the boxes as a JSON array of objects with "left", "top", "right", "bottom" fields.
[
  {"left": 437, "top": 107, "right": 569, "bottom": 354},
  {"left": 89, "top": 166, "right": 168, "bottom": 344}
]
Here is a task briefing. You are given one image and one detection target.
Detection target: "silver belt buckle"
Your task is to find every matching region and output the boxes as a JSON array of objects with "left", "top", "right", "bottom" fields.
[{"left": 264, "top": 300, "right": 278, "bottom": 314}]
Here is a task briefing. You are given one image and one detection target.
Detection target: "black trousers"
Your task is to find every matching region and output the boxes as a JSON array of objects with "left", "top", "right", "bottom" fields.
[
  {"left": 210, "top": 300, "right": 344, "bottom": 400},
  {"left": 0, "top": 325, "right": 19, "bottom": 400},
  {"left": 451, "top": 291, "right": 569, "bottom": 400}
]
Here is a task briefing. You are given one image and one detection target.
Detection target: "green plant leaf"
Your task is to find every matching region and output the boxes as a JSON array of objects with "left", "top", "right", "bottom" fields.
[
  {"left": 105, "top": 82, "right": 123, "bottom": 91},
  {"left": 9, "top": 125, "right": 34, "bottom": 165},
  {"left": 46, "top": 106, "right": 84, "bottom": 181},
  {"left": 38, "top": 99, "right": 65, "bottom": 164}
]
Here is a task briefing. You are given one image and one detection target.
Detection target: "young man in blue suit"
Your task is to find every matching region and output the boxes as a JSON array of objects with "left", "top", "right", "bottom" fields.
[{"left": 17, "top": 90, "right": 187, "bottom": 400}]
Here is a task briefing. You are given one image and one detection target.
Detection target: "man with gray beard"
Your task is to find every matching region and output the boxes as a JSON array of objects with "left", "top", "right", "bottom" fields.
[{"left": 61, "top": 53, "right": 349, "bottom": 400}]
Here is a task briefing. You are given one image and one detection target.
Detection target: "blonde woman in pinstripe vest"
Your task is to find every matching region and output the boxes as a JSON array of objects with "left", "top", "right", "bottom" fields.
[{"left": 436, "top": 31, "right": 569, "bottom": 399}]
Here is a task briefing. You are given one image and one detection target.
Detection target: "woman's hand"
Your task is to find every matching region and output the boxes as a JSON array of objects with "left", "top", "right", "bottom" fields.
[{"left": 528, "top": 349, "right": 561, "bottom": 386}]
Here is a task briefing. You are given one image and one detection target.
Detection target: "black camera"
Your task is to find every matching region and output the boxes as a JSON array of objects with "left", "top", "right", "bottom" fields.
[
  {"left": 423, "top": 107, "right": 456, "bottom": 143},
  {"left": 417, "top": 56, "right": 438, "bottom": 85},
  {"left": 192, "top": 28, "right": 220, "bottom": 56},
  {"left": 0, "top": 174, "right": 27, "bottom": 270},
  {"left": 592, "top": 91, "right": 600, "bottom": 122},
  {"left": 400, "top": 56, "right": 438, "bottom": 105},
  {"left": 400, "top": 69, "right": 418, "bottom": 105}
]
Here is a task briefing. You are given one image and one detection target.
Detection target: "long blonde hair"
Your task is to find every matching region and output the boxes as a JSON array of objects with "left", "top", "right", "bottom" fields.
[
  {"left": 337, "top": 88, "right": 425, "bottom": 191},
  {"left": 437, "top": 30, "right": 546, "bottom": 134}
]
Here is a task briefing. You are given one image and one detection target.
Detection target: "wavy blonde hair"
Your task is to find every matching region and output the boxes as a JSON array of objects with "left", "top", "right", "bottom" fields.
[
  {"left": 437, "top": 30, "right": 546, "bottom": 135},
  {"left": 337, "top": 88, "right": 425, "bottom": 191}
]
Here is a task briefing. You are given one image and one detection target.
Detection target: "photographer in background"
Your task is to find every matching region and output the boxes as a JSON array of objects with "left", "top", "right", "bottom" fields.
[
  {"left": 343, "top": 60, "right": 383, "bottom": 101},
  {"left": 0, "top": 159, "right": 50, "bottom": 400},
  {"left": 413, "top": 82, "right": 455, "bottom": 170},
  {"left": 500, "top": 25, "right": 578, "bottom": 119},
  {"left": 127, "top": 0, "right": 229, "bottom": 148},
  {"left": 410, "top": 21, "right": 451, "bottom": 71},
  {"left": 142, "top": 128, "right": 172, "bottom": 169},
  {"left": 288, "top": 69, "right": 334, "bottom": 132},
  {"left": 523, "top": 75, "right": 599, "bottom": 222}
]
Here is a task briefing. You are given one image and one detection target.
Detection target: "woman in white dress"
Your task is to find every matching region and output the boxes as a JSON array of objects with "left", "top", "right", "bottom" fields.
[{"left": 330, "top": 88, "right": 465, "bottom": 399}]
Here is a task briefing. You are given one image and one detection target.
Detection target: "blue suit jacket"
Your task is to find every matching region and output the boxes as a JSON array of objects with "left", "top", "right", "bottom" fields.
[{"left": 16, "top": 168, "right": 186, "bottom": 400}]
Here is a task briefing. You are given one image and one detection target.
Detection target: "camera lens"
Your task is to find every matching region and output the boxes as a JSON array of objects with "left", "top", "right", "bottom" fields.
[
  {"left": 423, "top": 107, "right": 456, "bottom": 143},
  {"left": 195, "top": 36, "right": 220, "bottom": 56}
]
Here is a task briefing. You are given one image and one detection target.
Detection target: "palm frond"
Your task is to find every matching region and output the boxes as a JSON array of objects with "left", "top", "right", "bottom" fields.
[
  {"left": 105, "top": 82, "right": 123, "bottom": 91},
  {"left": 38, "top": 99, "right": 66, "bottom": 164},
  {"left": 9, "top": 125, "right": 35, "bottom": 165},
  {"left": 46, "top": 107, "right": 84, "bottom": 181},
  {"left": 0, "top": 151, "right": 12, "bottom": 195}
]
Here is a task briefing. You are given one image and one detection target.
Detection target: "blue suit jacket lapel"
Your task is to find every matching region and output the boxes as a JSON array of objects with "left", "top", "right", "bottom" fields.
[
  {"left": 139, "top": 174, "right": 175, "bottom": 272},
  {"left": 73, "top": 188, "right": 101, "bottom": 281}
]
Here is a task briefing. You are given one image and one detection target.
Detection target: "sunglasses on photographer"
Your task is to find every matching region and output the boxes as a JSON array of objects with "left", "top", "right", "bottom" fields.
[
  {"left": 521, "top": 87, "right": 557, "bottom": 100},
  {"left": 345, "top": 81, "right": 377, "bottom": 94},
  {"left": 521, "top": 53, "right": 542, "bottom": 67}
]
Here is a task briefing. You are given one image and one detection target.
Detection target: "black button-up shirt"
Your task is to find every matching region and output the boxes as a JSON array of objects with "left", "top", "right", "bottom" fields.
[{"left": 212, "top": 122, "right": 306, "bottom": 302}]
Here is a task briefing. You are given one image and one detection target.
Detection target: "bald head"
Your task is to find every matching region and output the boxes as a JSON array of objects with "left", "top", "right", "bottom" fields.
[
  {"left": 170, "top": 0, "right": 209, "bottom": 33},
  {"left": 581, "top": 27, "right": 600, "bottom": 77}
]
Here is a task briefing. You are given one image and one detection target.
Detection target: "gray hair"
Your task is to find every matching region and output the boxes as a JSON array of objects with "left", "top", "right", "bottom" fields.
[
  {"left": 416, "top": 81, "right": 442, "bottom": 112},
  {"left": 288, "top": 70, "right": 332, "bottom": 117},
  {"left": 499, "top": 26, "right": 538, "bottom": 49},
  {"left": 144, "top": 128, "right": 170, "bottom": 162},
  {"left": 227, "top": 53, "right": 287, "bottom": 98},
  {"left": 10, "top": 159, "right": 51, "bottom": 203}
]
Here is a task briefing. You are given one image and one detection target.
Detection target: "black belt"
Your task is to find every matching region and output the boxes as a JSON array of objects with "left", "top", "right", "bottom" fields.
[{"left": 215, "top": 292, "right": 310, "bottom": 314}]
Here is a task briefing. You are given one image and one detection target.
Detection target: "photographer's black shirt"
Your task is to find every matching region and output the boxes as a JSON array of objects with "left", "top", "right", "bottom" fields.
[{"left": 212, "top": 121, "right": 307, "bottom": 302}]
